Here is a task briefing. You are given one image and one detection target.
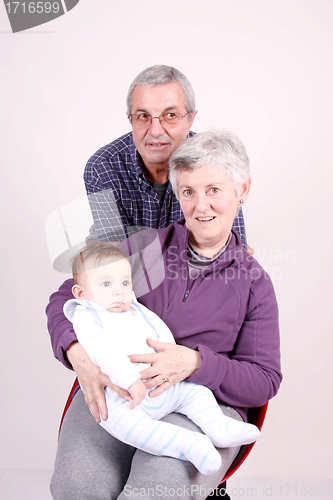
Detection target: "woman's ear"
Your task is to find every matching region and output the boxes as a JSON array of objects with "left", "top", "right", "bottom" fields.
[
  {"left": 72, "top": 284, "right": 84, "bottom": 300},
  {"left": 238, "top": 178, "right": 251, "bottom": 204}
]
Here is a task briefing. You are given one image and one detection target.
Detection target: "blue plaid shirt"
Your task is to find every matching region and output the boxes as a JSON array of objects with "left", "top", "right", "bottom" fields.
[{"left": 84, "top": 132, "right": 247, "bottom": 247}]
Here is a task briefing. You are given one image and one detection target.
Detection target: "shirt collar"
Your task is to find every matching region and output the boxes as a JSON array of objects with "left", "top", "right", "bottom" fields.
[
  {"left": 128, "top": 133, "right": 147, "bottom": 184},
  {"left": 173, "top": 219, "right": 245, "bottom": 269}
]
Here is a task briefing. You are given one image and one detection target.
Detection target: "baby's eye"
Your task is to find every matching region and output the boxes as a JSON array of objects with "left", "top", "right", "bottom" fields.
[
  {"left": 122, "top": 280, "right": 130, "bottom": 287},
  {"left": 102, "top": 281, "right": 111, "bottom": 287}
]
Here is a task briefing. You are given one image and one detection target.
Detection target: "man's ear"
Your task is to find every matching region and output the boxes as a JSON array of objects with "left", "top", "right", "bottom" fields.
[
  {"left": 188, "top": 110, "right": 198, "bottom": 130},
  {"left": 239, "top": 178, "right": 251, "bottom": 204},
  {"left": 72, "top": 284, "right": 84, "bottom": 300}
]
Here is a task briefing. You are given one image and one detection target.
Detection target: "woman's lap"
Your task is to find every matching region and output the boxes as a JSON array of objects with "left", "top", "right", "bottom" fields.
[{"left": 51, "top": 389, "right": 241, "bottom": 500}]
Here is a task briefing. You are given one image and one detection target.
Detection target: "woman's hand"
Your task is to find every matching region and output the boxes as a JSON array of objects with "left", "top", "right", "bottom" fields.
[
  {"left": 66, "top": 342, "right": 128, "bottom": 423},
  {"left": 128, "top": 338, "right": 202, "bottom": 398}
]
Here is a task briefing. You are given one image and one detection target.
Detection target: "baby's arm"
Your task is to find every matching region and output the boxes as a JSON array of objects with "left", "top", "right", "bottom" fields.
[{"left": 127, "top": 379, "right": 147, "bottom": 409}]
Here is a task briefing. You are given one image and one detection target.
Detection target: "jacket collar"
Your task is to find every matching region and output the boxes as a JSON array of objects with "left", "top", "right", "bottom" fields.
[{"left": 173, "top": 218, "right": 246, "bottom": 271}]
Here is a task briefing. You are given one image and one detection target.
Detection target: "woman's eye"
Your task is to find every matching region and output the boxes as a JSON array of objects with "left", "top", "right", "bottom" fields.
[
  {"left": 183, "top": 189, "right": 193, "bottom": 196},
  {"left": 210, "top": 187, "right": 219, "bottom": 194}
]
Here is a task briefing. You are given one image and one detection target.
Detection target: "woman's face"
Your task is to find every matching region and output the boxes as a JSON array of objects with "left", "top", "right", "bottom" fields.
[{"left": 178, "top": 164, "right": 250, "bottom": 256}]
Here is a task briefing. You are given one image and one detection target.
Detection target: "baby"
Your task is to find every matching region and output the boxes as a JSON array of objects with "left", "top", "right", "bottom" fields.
[{"left": 64, "top": 241, "right": 260, "bottom": 475}]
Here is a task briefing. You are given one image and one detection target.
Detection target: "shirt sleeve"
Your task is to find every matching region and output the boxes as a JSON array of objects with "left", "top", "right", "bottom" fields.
[
  {"left": 85, "top": 189, "right": 129, "bottom": 243},
  {"left": 46, "top": 279, "right": 77, "bottom": 369},
  {"left": 232, "top": 207, "right": 247, "bottom": 249},
  {"left": 188, "top": 272, "right": 282, "bottom": 408}
]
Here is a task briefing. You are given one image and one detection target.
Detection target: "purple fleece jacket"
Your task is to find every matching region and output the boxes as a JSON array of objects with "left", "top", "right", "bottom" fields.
[{"left": 46, "top": 220, "right": 282, "bottom": 420}]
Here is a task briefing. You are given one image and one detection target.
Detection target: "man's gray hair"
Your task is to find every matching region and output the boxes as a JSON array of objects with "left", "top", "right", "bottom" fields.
[
  {"left": 169, "top": 129, "right": 250, "bottom": 197},
  {"left": 126, "top": 65, "right": 196, "bottom": 119}
]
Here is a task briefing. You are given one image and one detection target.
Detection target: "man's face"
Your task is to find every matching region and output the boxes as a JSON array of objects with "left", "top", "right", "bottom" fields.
[{"left": 130, "top": 83, "right": 196, "bottom": 174}]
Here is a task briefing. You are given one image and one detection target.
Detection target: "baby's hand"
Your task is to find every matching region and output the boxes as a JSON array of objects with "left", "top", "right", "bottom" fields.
[{"left": 127, "top": 379, "right": 147, "bottom": 409}]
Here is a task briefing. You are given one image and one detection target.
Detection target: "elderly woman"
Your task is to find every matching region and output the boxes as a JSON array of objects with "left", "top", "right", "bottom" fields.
[{"left": 47, "top": 130, "right": 282, "bottom": 500}]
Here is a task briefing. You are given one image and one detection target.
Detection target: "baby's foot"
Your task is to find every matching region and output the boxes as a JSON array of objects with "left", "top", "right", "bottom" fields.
[
  {"left": 209, "top": 416, "right": 260, "bottom": 448},
  {"left": 183, "top": 433, "right": 222, "bottom": 475}
]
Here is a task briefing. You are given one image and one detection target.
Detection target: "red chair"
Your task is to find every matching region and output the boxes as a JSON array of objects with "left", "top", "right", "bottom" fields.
[
  {"left": 58, "top": 377, "right": 80, "bottom": 437},
  {"left": 59, "top": 378, "right": 268, "bottom": 494},
  {"left": 222, "top": 402, "right": 268, "bottom": 483}
]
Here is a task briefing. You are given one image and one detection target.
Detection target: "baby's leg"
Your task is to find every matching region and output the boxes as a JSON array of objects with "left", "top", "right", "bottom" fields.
[
  {"left": 175, "top": 383, "right": 260, "bottom": 448},
  {"left": 100, "top": 390, "right": 221, "bottom": 475}
]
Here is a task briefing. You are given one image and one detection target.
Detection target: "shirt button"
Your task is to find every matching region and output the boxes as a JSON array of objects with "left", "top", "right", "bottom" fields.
[{"left": 184, "top": 290, "right": 190, "bottom": 299}]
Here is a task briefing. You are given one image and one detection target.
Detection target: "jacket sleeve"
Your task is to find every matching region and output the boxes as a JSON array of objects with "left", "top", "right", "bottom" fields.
[
  {"left": 188, "top": 272, "right": 282, "bottom": 409},
  {"left": 46, "top": 279, "right": 77, "bottom": 369}
]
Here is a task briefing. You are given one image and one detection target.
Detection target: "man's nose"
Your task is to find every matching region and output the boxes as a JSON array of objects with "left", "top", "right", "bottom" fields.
[{"left": 148, "top": 116, "right": 166, "bottom": 136}]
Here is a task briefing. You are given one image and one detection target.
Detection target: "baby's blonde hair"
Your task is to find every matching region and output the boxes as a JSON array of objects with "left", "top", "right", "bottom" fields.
[{"left": 72, "top": 241, "right": 128, "bottom": 285}]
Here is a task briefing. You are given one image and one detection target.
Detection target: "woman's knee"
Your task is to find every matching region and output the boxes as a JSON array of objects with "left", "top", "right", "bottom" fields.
[{"left": 51, "top": 389, "right": 135, "bottom": 499}]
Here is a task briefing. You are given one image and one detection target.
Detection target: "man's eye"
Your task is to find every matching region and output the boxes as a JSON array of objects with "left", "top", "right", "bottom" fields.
[
  {"left": 137, "top": 113, "right": 150, "bottom": 121},
  {"left": 102, "top": 281, "right": 110, "bottom": 287},
  {"left": 165, "top": 112, "right": 177, "bottom": 120}
]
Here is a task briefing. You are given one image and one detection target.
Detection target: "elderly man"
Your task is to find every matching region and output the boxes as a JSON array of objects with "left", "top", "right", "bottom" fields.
[{"left": 85, "top": 65, "right": 247, "bottom": 246}]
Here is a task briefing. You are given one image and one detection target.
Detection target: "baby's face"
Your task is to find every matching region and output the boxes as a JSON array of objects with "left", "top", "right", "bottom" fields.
[{"left": 81, "top": 258, "right": 133, "bottom": 313}]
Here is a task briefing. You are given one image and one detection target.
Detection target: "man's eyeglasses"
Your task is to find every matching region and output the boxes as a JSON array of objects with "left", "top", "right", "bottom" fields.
[{"left": 128, "top": 111, "right": 191, "bottom": 128}]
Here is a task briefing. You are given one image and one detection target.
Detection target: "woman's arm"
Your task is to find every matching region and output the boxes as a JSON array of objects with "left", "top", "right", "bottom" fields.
[
  {"left": 131, "top": 271, "right": 282, "bottom": 408},
  {"left": 188, "top": 273, "right": 282, "bottom": 408},
  {"left": 46, "top": 278, "right": 77, "bottom": 368}
]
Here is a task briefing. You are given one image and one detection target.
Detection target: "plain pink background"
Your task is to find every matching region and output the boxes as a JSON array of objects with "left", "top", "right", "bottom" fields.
[{"left": 0, "top": 0, "right": 332, "bottom": 481}]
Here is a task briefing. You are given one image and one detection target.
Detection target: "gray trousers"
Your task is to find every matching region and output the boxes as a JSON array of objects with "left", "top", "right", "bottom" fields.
[{"left": 51, "top": 389, "right": 241, "bottom": 500}]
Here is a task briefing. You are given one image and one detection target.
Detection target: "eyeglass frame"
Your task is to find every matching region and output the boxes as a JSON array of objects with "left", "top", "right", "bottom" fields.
[{"left": 127, "top": 111, "right": 193, "bottom": 128}]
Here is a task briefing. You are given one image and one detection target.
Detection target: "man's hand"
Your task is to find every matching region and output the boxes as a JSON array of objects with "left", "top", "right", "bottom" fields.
[
  {"left": 66, "top": 342, "right": 128, "bottom": 423},
  {"left": 127, "top": 379, "right": 147, "bottom": 409},
  {"left": 128, "top": 338, "right": 201, "bottom": 398}
]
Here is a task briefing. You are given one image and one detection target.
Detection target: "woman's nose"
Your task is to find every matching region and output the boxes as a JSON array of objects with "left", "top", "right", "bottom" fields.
[{"left": 196, "top": 194, "right": 210, "bottom": 212}]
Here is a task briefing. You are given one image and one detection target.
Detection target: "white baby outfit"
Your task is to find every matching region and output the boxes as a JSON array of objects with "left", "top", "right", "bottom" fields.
[{"left": 64, "top": 297, "right": 260, "bottom": 475}]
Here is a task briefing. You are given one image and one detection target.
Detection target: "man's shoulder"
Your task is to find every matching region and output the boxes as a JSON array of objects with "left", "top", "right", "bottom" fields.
[{"left": 87, "top": 132, "right": 134, "bottom": 165}]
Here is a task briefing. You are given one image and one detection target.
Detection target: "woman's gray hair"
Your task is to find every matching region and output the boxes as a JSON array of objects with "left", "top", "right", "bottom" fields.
[
  {"left": 169, "top": 129, "right": 250, "bottom": 197},
  {"left": 126, "top": 65, "right": 196, "bottom": 119}
]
